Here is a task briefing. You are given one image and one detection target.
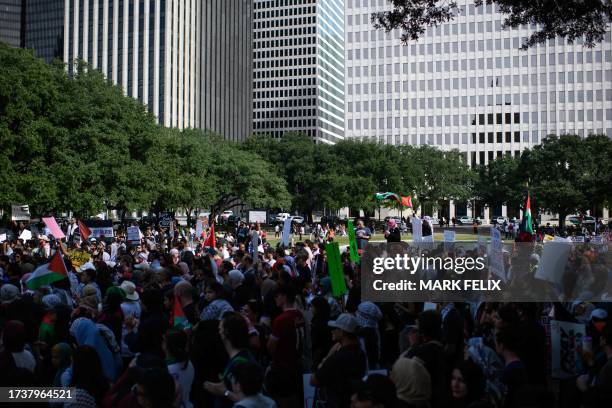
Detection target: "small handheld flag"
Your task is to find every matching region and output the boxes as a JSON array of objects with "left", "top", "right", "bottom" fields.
[
  {"left": 204, "top": 223, "right": 216, "bottom": 248},
  {"left": 77, "top": 219, "right": 92, "bottom": 241}
]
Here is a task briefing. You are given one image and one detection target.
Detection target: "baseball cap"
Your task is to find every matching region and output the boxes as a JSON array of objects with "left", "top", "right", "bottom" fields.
[{"left": 328, "top": 313, "right": 359, "bottom": 334}]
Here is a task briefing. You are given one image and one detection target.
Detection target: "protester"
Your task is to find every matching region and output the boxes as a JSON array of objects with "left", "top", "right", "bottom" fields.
[{"left": 0, "top": 217, "right": 610, "bottom": 408}]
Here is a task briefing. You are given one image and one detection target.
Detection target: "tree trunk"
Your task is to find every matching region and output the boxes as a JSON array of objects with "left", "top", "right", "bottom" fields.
[{"left": 558, "top": 211, "right": 566, "bottom": 228}]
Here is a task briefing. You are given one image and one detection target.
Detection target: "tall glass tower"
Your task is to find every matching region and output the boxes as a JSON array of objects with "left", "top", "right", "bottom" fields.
[{"left": 253, "top": 0, "right": 345, "bottom": 144}]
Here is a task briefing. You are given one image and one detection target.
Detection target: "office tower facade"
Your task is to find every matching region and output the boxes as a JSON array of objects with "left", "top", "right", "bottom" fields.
[
  {"left": 16, "top": 0, "right": 251, "bottom": 140},
  {"left": 0, "top": 0, "right": 25, "bottom": 47},
  {"left": 253, "top": 0, "right": 345, "bottom": 144},
  {"left": 345, "top": 0, "right": 612, "bottom": 217}
]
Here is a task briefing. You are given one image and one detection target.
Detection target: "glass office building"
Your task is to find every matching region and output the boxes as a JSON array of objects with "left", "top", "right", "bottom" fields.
[
  {"left": 11, "top": 0, "right": 252, "bottom": 140},
  {"left": 0, "top": 0, "right": 25, "bottom": 47},
  {"left": 345, "top": 0, "right": 612, "bottom": 218},
  {"left": 253, "top": 0, "right": 345, "bottom": 144}
]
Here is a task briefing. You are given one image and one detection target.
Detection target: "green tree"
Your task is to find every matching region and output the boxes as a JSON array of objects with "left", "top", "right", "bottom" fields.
[
  {"left": 475, "top": 155, "right": 526, "bottom": 211},
  {"left": 520, "top": 135, "right": 588, "bottom": 227},
  {"left": 372, "top": 1, "right": 612, "bottom": 49},
  {"left": 577, "top": 134, "right": 612, "bottom": 222}
]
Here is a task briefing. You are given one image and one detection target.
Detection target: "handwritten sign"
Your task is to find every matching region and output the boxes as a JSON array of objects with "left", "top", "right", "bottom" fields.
[
  {"left": 550, "top": 320, "right": 585, "bottom": 379},
  {"left": 42, "top": 217, "right": 66, "bottom": 239}
]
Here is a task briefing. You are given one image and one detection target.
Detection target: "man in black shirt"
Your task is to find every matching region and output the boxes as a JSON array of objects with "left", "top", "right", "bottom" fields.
[{"left": 310, "top": 313, "right": 367, "bottom": 408}]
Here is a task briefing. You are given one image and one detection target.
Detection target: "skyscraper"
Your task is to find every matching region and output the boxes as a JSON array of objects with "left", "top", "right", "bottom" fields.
[
  {"left": 344, "top": 0, "right": 612, "bottom": 218},
  {"left": 0, "top": 0, "right": 25, "bottom": 47},
  {"left": 12, "top": 0, "right": 252, "bottom": 140},
  {"left": 253, "top": 0, "right": 345, "bottom": 144}
]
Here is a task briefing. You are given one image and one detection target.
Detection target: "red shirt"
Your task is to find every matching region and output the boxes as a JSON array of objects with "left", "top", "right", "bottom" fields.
[{"left": 271, "top": 309, "right": 305, "bottom": 373}]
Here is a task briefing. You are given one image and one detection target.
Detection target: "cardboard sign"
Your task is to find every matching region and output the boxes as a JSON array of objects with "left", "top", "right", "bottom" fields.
[
  {"left": 550, "top": 320, "right": 585, "bottom": 379},
  {"left": 84, "top": 220, "right": 114, "bottom": 238},
  {"left": 248, "top": 210, "right": 267, "bottom": 224},
  {"left": 535, "top": 242, "right": 571, "bottom": 286},
  {"left": 19, "top": 229, "right": 32, "bottom": 241},
  {"left": 127, "top": 226, "right": 141, "bottom": 243},
  {"left": 11, "top": 204, "right": 31, "bottom": 221},
  {"left": 68, "top": 249, "right": 91, "bottom": 270},
  {"left": 42, "top": 217, "right": 66, "bottom": 239}
]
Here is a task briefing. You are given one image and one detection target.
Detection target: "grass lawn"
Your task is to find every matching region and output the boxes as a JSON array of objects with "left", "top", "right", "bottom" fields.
[{"left": 264, "top": 232, "right": 513, "bottom": 247}]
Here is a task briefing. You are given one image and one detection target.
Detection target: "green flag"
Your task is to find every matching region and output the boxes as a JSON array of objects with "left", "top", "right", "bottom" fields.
[
  {"left": 325, "top": 242, "right": 347, "bottom": 298},
  {"left": 347, "top": 220, "right": 360, "bottom": 263}
]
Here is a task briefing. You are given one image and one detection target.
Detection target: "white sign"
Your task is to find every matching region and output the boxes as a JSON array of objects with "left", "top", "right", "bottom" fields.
[
  {"left": 127, "top": 226, "right": 141, "bottom": 243},
  {"left": 570, "top": 236, "right": 585, "bottom": 243},
  {"left": 19, "top": 229, "right": 32, "bottom": 241},
  {"left": 90, "top": 227, "right": 114, "bottom": 238},
  {"left": 535, "top": 242, "right": 571, "bottom": 286},
  {"left": 411, "top": 216, "right": 422, "bottom": 242},
  {"left": 248, "top": 210, "right": 267, "bottom": 224},
  {"left": 281, "top": 218, "right": 292, "bottom": 247},
  {"left": 11, "top": 204, "right": 31, "bottom": 221},
  {"left": 0, "top": 233, "right": 6, "bottom": 243},
  {"left": 490, "top": 227, "right": 505, "bottom": 282},
  {"left": 550, "top": 320, "right": 585, "bottom": 379}
]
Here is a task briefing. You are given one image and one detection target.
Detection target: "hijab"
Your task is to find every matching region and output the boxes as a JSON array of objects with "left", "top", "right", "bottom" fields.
[
  {"left": 390, "top": 356, "right": 432, "bottom": 405},
  {"left": 69, "top": 317, "right": 119, "bottom": 381}
]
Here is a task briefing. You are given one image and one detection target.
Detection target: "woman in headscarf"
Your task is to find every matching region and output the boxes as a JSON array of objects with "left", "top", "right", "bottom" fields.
[
  {"left": 390, "top": 356, "right": 432, "bottom": 408},
  {"left": 385, "top": 218, "right": 402, "bottom": 243},
  {"left": 355, "top": 301, "right": 383, "bottom": 370},
  {"left": 51, "top": 342, "right": 73, "bottom": 387},
  {"left": 69, "top": 317, "right": 121, "bottom": 382},
  {"left": 98, "top": 286, "right": 126, "bottom": 345},
  {"left": 319, "top": 276, "right": 341, "bottom": 320}
]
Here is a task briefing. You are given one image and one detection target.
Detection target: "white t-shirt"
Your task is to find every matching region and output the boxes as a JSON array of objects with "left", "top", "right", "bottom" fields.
[{"left": 168, "top": 361, "right": 195, "bottom": 408}]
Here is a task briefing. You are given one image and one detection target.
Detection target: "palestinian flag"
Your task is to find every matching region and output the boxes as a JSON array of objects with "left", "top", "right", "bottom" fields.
[
  {"left": 77, "top": 219, "right": 92, "bottom": 241},
  {"left": 375, "top": 192, "right": 412, "bottom": 208},
  {"left": 27, "top": 251, "right": 68, "bottom": 290},
  {"left": 171, "top": 296, "right": 190, "bottom": 330},
  {"left": 204, "top": 223, "right": 216, "bottom": 248},
  {"left": 518, "top": 193, "right": 535, "bottom": 242}
]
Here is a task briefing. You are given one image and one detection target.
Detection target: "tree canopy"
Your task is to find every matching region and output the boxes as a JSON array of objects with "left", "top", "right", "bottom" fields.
[{"left": 372, "top": 1, "right": 612, "bottom": 49}]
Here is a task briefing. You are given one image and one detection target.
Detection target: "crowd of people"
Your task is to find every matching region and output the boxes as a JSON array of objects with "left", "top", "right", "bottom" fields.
[{"left": 0, "top": 217, "right": 611, "bottom": 408}]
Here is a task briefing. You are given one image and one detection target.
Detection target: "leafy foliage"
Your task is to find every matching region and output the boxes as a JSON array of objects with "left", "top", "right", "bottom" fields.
[{"left": 372, "top": 0, "right": 612, "bottom": 49}]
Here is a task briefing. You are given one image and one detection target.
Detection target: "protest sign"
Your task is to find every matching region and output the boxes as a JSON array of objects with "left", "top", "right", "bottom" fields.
[
  {"left": 489, "top": 227, "right": 505, "bottom": 282},
  {"left": 571, "top": 236, "right": 585, "bottom": 243},
  {"left": 127, "top": 226, "right": 141, "bottom": 243},
  {"left": 11, "top": 204, "right": 30, "bottom": 221},
  {"left": 159, "top": 212, "right": 173, "bottom": 228},
  {"left": 195, "top": 219, "right": 203, "bottom": 238},
  {"left": 68, "top": 249, "right": 91, "bottom": 270},
  {"left": 248, "top": 210, "right": 267, "bottom": 224},
  {"left": 19, "top": 229, "right": 32, "bottom": 241},
  {"left": 411, "top": 216, "right": 422, "bottom": 242},
  {"left": 281, "top": 217, "right": 292, "bottom": 247},
  {"left": 347, "top": 219, "right": 360, "bottom": 263},
  {"left": 0, "top": 234, "right": 6, "bottom": 243},
  {"left": 83, "top": 220, "right": 113, "bottom": 238},
  {"left": 42, "top": 217, "right": 66, "bottom": 239},
  {"left": 325, "top": 242, "right": 347, "bottom": 298},
  {"left": 535, "top": 242, "right": 572, "bottom": 286},
  {"left": 550, "top": 320, "right": 585, "bottom": 379}
]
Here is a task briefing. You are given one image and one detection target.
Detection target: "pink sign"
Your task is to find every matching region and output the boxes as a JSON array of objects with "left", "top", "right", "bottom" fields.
[{"left": 42, "top": 217, "right": 66, "bottom": 239}]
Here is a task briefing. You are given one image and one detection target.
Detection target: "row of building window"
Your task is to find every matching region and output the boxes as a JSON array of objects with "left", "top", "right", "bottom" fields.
[
  {"left": 254, "top": 68, "right": 315, "bottom": 79},
  {"left": 254, "top": 26, "right": 315, "bottom": 39},
  {"left": 254, "top": 87, "right": 316, "bottom": 99},
  {"left": 346, "top": 110, "right": 612, "bottom": 130},
  {"left": 254, "top": 6, "right": 315, "bottom": 21},
  {"left": 254, "top": 109, "right": 316, "bottom": 119},
  {"left": 254, "top": 98, "right": 316, "bottom": 109},
  {"left": 254, "top": 0, "right": 315, "bottom": 11},
  {"left": 347, "top": 89, "right": 612, "bottom": 107}
]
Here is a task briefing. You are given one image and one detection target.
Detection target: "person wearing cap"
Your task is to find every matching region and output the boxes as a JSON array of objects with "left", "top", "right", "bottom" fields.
[
  {"left": 119, "top": 280, "right": 141, "bottom": 365},
  {"left": 310, "top": 313, "right": 367, "bottom": 408}
]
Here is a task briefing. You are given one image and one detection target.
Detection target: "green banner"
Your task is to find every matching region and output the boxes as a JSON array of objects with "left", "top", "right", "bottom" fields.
[
  {"left": 325, "top": 242, "right": 347, "bottom": 298},
  {"left": 347, "top": 220, "right": 360, "bottom": 263}
]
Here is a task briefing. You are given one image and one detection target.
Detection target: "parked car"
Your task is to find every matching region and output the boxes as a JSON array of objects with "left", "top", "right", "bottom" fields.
[
  {"left": 457, "top": 216, "right": 473, "bottom": 225},
  {"left": 567, "top": 215, "right": 596, "bottom": 225},
  {"left": 275, "top": 213, "right": 291, "bottom": 222},
  {"left": 220, "top": 210, "right": 233, "bottom": 221},
  {"left": 493, "top": 216, "right": 508, "bottom": 225},
  {"left": 291, "top": 216, "right": 305, "bottom": 224}
]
